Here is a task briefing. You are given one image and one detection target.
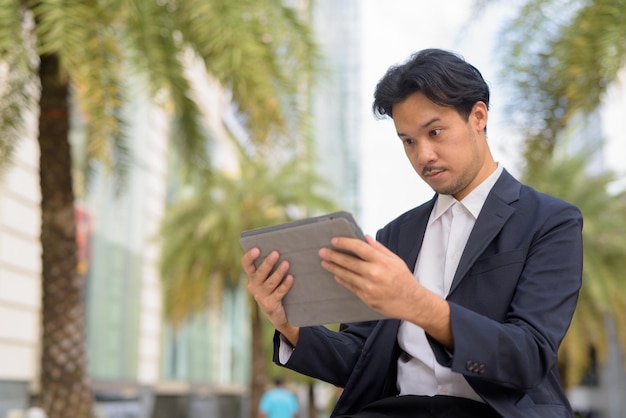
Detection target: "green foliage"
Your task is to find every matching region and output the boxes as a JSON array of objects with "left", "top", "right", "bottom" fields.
[
  {"left": 159, "top": 139, "right": 336, "bottom": 326},
  {"left": 0, "top": 0, "right": 37, "bottom": 175},
  {"left": 0, "top": 0, "right": 319, "bottom": 183},
  {"left": 497, "top": 0, "right": 626, "bottom": 174}
]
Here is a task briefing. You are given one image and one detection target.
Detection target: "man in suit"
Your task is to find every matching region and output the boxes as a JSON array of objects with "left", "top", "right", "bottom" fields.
[{"left": 242, "top": 49, "right": 583, "bottom": 417}]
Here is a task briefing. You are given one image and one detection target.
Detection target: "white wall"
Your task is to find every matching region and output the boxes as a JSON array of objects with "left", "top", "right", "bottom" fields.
[
  {"left": 602, "top": 66, "right": 626, "bottom": 192},
  {"left": 0, "top": 132, "right": 41, "bottom": 386},
  {"left": 134, "top": 99, "right": 170, "bottom": 386}
]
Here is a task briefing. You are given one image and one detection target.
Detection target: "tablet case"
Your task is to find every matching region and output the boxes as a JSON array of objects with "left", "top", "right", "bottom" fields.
[{"left": 240, "top": 211, "right": 387, "bottom": 326}]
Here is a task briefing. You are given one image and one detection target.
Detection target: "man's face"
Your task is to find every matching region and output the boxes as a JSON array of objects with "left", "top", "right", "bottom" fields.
[{"left": 392, "top": 91, "right": 492, "bottom": 201}]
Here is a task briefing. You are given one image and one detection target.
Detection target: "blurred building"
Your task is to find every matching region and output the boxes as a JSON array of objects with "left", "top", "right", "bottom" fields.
[
  {"left": 0, "top": 123, "right": 41, "bottom": 417},
  {"left": 0, "top": 2, "right": 362, "bottom": 418},
  {"left": 309, "top": 0, "right": 362, "bottom": 216},
  {"left": 76, "top": 69, "right": 252, "bottom": 416}
]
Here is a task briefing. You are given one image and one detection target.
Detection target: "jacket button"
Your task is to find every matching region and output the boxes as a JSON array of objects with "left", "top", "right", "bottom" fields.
[{"left": 466, "top": 360, "right": 485, "bottom": 374}]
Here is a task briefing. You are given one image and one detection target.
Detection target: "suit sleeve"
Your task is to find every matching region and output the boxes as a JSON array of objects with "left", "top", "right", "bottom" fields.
[
  {"left": 428, "top": 202, "right": 583, "bottom": 390},
  {"left": 273, "top": 321, "right": 378, "bottom": 388}
]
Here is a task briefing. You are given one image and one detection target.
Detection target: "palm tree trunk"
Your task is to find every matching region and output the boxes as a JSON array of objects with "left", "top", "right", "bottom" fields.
[
  {"left": 36, "top": 53, "right": 94, "bottom": 418},
  {"left": 250, "top": 302, "right": 267, "bottom": 418}
]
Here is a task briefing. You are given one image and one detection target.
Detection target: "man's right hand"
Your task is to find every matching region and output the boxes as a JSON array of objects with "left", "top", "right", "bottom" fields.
[{"left": 242, "top": 248, "right": 300, "bottom": 345}]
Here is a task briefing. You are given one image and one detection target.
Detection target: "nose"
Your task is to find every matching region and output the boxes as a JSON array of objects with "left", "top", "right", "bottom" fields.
[{"left": 415, "top": 140, "right": 437, "bottom": 166}]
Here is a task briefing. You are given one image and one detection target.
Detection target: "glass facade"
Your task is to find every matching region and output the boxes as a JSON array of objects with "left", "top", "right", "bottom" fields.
[
  {"left": 160, "top": 284, "right": 250, "bottom": 385},
  {"left": 75, "top": 71, "right": 252, "bottom": 410},
  {"left": 310, "top": 0, "right": 362, "bottom": 216},
  {"left": 73, "top": 85, "right": 156, "bottom": 383},
  {"left": 85, "top": 230, "right": 142, "bottom": 380}
]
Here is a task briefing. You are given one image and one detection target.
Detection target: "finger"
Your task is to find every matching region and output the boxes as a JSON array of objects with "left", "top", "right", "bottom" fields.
[
  {"left": 272, "top": 274, "right": 294, "bottom": 299},
  {"left": 255, "top": 272, "right": 294, "bottom": 315},
  {"left": 262, "top": 259, "right": 290, "bottom": 293},
  {"left": 334, "top": 235, "right": 396, "bottom": 264},
  {"left": 241, "top": 247, "right": 261, "bottom": 275},
  {"left": 334, "top": 273, "right": 357, "bottom": 294},
  {"left": 320, "top": 253, "right": 366, "bottom": 290},
  {"left": 330, "top": 236, "right": 382, "bottom": 262},
  {"left": 251, "top": 251, "right": 281, "bottom": 284},
  {"left": 330, "top": 236, "right": 366, "bottom": 252},
  {"left": 319, "top": 247, "right": 364, "bottom": 275},
  {"left": 248, "top": 260, "right": 290, "bottom": 304},
  {"left": 364, "top": 234, "right": 393, "bottom": 255}
]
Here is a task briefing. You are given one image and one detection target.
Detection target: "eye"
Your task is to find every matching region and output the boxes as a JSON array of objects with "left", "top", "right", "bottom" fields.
[
  {"left": 429, "top": 129, "right": 441, "bottom": 137},
  {"left": 402, "top": 138, "right": 415, "bottom": 146}
]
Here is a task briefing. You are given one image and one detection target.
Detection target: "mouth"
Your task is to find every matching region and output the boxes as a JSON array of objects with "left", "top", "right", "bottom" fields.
[{"left": 423, "top": 167, "right": 445, "bottom": 180}]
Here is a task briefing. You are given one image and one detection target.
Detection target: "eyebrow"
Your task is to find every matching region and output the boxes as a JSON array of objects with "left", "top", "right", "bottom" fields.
[
  {"left": 420, "top": 117, "right": 441, "bottom": 129},
  {"left": 397, "top": 117, "right": 441, "bottom": 137}
]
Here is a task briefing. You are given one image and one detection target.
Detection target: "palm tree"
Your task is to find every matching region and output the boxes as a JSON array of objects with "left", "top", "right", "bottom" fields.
[
  {"left": 159, "top": 140, "right": 336, "bottom": 418},
  {"left": 0, "top": 1, "right": 317, "bottom": 417},
  {"left": 522, "top": 149, "right": 626, "bottom": 388},
  {"left": 493, "top": 0, "right": 626, "bottom": 176}
]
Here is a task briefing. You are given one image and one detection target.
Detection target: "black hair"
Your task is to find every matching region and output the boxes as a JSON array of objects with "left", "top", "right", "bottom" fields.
[{"left": 372, "top": 48, "right": 490, "bottom": 122}]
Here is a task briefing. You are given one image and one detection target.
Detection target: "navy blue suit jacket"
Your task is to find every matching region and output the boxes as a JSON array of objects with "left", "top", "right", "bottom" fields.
[{"left": 275, "top": 170, "right": 583, "bottom": 418}]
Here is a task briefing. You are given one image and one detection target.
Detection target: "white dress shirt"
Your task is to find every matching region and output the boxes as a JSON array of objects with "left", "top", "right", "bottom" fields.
[{"left": 397, "top": 164, "right": 503, "bottom": 401}]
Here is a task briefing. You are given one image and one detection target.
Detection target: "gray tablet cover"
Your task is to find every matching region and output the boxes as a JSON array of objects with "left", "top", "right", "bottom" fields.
[{"left": 240, "top": 212, "right": 387, "bottom": 326}]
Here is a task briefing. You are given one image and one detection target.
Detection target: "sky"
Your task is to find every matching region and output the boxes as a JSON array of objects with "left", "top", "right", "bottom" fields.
[{"left": 357, "top": 0, "right": 523, "bottom": 235}]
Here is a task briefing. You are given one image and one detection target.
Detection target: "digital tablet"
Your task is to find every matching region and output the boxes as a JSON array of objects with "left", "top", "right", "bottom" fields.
[{"left": 240, "top": 211, "right": 387, "bottom": 326}]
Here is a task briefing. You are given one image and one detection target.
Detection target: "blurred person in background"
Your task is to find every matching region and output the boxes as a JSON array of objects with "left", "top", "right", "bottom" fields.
[{"left": 258, "top": 377, "right": 299, "bottom": 418}]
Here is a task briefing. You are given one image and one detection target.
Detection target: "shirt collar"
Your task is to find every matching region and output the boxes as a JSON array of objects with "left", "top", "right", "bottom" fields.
[
  {"left": 430, "top": 163, "right": 503, "bottom": 222},
  {"left": 431, "top": 194, "right": 457, "bottom": 223}
]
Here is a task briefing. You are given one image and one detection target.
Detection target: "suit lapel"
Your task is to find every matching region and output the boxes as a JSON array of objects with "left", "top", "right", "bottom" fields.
[
  {"left": 448, "top": 170, "right": 520, "bottom": 296},
  {"left": 398, "top": 197, "right": 435, "bottom": 270}
]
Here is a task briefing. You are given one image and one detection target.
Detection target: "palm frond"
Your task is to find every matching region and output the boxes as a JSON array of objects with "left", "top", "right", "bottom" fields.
[
  {"left": 121, "top": 0, "right": 208, "bottom": 170},
  {"left": 67, "top": 1, "right": 130, "bottom": 194},
  {"left": 0, "top": 2, "right": 38, "bottom": 175},
  {"left": 554, "top": 0, "right": 626, "bottom": 120},
  {"left": 30, "top": 0, "right": 93, "bottom": 58},
  {"left": 497, "top": 0, "right": 626, "bottom": 172},
  {"left": 172, "top": 0, "right": 319, "bottom": 144}
]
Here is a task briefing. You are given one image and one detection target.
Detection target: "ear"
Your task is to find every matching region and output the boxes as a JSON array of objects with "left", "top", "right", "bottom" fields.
[{"left": 471, "top": 101, "right": 488, "bottom": 133}]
